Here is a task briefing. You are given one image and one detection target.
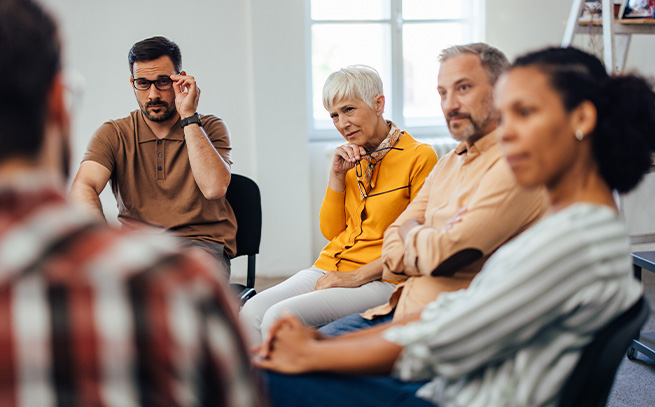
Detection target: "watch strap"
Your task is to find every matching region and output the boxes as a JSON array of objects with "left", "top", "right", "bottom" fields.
[{"left": 180, "top": 113, "right": 202, "bottom": 128}]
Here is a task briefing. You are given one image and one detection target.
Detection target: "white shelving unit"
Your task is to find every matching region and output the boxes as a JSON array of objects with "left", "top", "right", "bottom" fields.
[{"left": 562, "top": 0, "right": 655, "bottom": 73}]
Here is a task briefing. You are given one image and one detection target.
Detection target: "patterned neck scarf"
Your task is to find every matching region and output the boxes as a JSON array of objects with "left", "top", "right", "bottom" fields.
[{"left": 361, "top": 120, "right": 402, "bottom": 187}]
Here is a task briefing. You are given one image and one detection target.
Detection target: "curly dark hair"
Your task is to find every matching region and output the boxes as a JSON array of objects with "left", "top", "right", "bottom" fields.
[{"left": 512, "top": 47, "right": 655, "bottom": 193}]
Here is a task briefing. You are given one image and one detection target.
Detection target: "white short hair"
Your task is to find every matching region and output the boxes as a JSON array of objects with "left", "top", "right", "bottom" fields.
[{"left": 322, "top": 65, "right": 384, "bottom": 112}]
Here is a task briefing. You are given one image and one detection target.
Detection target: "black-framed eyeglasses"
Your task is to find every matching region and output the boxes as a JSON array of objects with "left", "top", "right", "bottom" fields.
[
  {"left": 132, "top": 76, "right": 174, "bottom": 91},
  {"left": 355, "top": 146, "right": 410, "bottom": 198},
  {"left": 357, "top": 180, "right": 411, "bottom": 198},
  {"left": 355, "top": 146, "right": 405, "bottom": 178}
]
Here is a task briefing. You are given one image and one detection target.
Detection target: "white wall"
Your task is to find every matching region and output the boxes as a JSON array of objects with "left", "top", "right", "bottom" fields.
[
  {"left": 41, "top": 0, "right": 655, "bottom": 279},
  {"left": 486, "top": 0, "right": 572, "bottom": 60},
  {"left": 249, "top": 0, "right": 314, "bottom": 275}
]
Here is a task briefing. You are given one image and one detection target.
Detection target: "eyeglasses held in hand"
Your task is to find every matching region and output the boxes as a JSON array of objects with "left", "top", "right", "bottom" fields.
[
  {"left": 133, "top": 76, "right": 174, "bottom": 91},
  {"left": 356, "top": 146, "right": 410, "bottom": 198}
]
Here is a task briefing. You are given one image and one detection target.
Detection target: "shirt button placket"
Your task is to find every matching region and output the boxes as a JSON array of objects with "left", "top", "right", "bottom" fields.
[{"left": 156, "top": 139, "right": 165, "bottom": 180}]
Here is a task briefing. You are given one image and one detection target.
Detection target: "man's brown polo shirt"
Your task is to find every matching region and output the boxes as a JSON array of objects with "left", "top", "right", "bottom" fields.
[{"left": 82, "top": 110, "right": 237, "bottom": 256}]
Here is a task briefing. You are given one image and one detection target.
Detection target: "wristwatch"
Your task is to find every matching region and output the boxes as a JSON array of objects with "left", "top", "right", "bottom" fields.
[{"left": 180, "top": 113, "right": 202, "bottom": 128}]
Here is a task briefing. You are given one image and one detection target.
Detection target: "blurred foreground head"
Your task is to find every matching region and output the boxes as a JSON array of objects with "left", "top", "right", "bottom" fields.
[{"left": 0, "top": 0, "right": 69, "bottom": 177}]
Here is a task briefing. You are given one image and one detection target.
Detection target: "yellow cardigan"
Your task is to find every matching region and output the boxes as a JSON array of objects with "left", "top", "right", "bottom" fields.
[{"left": 313, "top": 132, "right": 438, "bottom": 273}]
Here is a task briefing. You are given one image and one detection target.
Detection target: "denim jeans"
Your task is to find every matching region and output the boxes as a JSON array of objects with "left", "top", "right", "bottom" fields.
[
  {"left": 318, "top": 311, "right": 394, "bottom": 336},
  {"left": 262, "top": 370, "right": 434, "bottom": 407}
]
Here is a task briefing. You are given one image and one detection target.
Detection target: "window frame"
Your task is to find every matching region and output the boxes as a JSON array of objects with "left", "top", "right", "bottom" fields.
[{"left": 306, "top": 0, "right": 485, "bottom": 141}]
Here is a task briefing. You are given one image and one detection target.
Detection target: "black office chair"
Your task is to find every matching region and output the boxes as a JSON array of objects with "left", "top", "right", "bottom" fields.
[
  {"left": 559, "top": 296, "right": 650, "bottom": 407},
  {"left": 226, "top": 174, "right": 262, "bottom": 304}
]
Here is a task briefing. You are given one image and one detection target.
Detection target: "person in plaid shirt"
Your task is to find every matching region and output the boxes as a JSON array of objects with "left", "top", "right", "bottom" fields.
[{"left": 0, "top": 1, "right": 263, "bottom": 406}]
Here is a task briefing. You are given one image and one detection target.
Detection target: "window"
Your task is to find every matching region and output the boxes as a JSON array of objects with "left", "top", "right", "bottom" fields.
[{"left": 309, "top": 0, "right": 484, "bottom": 139}]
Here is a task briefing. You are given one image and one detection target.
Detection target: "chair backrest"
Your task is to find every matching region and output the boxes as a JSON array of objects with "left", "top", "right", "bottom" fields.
[
  {"left": 559, "top": 296, "right": 649, "bottom": 407},
  {"left": 226, "top": 174, "right": 262, "bottom": 296},
  {"left": 225, "top": 174, "right": 262, "bottom": 258}
]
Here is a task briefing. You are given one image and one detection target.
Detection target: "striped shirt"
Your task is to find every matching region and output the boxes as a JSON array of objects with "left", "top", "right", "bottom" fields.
[
  {"left": 0, "top": 176, "right": 263, "bottom": 407},
  {"left": 384, "top": 203, "right": 642, "bottom": 407}
]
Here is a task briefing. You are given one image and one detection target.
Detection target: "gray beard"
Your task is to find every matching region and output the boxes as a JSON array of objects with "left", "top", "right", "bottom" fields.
[
  {"left": 448, "top": 93, "right": 497, "bottom": 143},
  {"left": 450, "top": 113, "right": 493, "bottom": 142}
]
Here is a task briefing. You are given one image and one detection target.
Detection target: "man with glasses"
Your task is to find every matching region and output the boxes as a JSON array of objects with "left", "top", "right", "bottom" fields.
[
  {"left": 317, "top": 43, "right": 549, "bottom": 336},
  {"left": 0, "top": 2, "right": 262, "bottom": 405},
  {"left": 70, "top": 36, "right": 236, "bottom": 280}
]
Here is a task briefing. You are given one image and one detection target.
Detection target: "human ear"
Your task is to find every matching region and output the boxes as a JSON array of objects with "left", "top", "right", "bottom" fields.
[
  {"left": 47, "top": 73, "right": 69, "bottom": 130},
  {"left": 374, "top": 94, "right": 385, "bottom": 115},
  {"left": 571, "top": 101, "right": 597, "bottom": 138},
  {"left": 44, "top": 73, "right": 72, "bottom": 178}
]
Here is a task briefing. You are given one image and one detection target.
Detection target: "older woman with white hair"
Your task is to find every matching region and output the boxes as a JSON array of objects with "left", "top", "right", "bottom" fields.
[{"left": 240, "top": 65, "right": 437, "bottom": 346}]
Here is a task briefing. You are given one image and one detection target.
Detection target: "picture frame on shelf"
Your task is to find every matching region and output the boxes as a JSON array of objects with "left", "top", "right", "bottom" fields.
[
  {"left": 620, "top": 0, "right": 655, "bottom": 19},
  {"left": 579, "top": 1, "right": 602, "bottom": 23}
]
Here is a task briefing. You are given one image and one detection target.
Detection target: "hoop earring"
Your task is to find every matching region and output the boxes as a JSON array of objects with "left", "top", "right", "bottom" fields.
[{"left": 575, "top": 129, "right": 584, "bottom": 141}]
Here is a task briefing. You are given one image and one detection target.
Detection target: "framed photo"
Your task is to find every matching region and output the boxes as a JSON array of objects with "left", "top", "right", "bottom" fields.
[
  {"left": 579, "top": 2, "right": 602, "bottom": 22},
  {"left": 620, "top": 0, "right": 655, "bottom": 19}
]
